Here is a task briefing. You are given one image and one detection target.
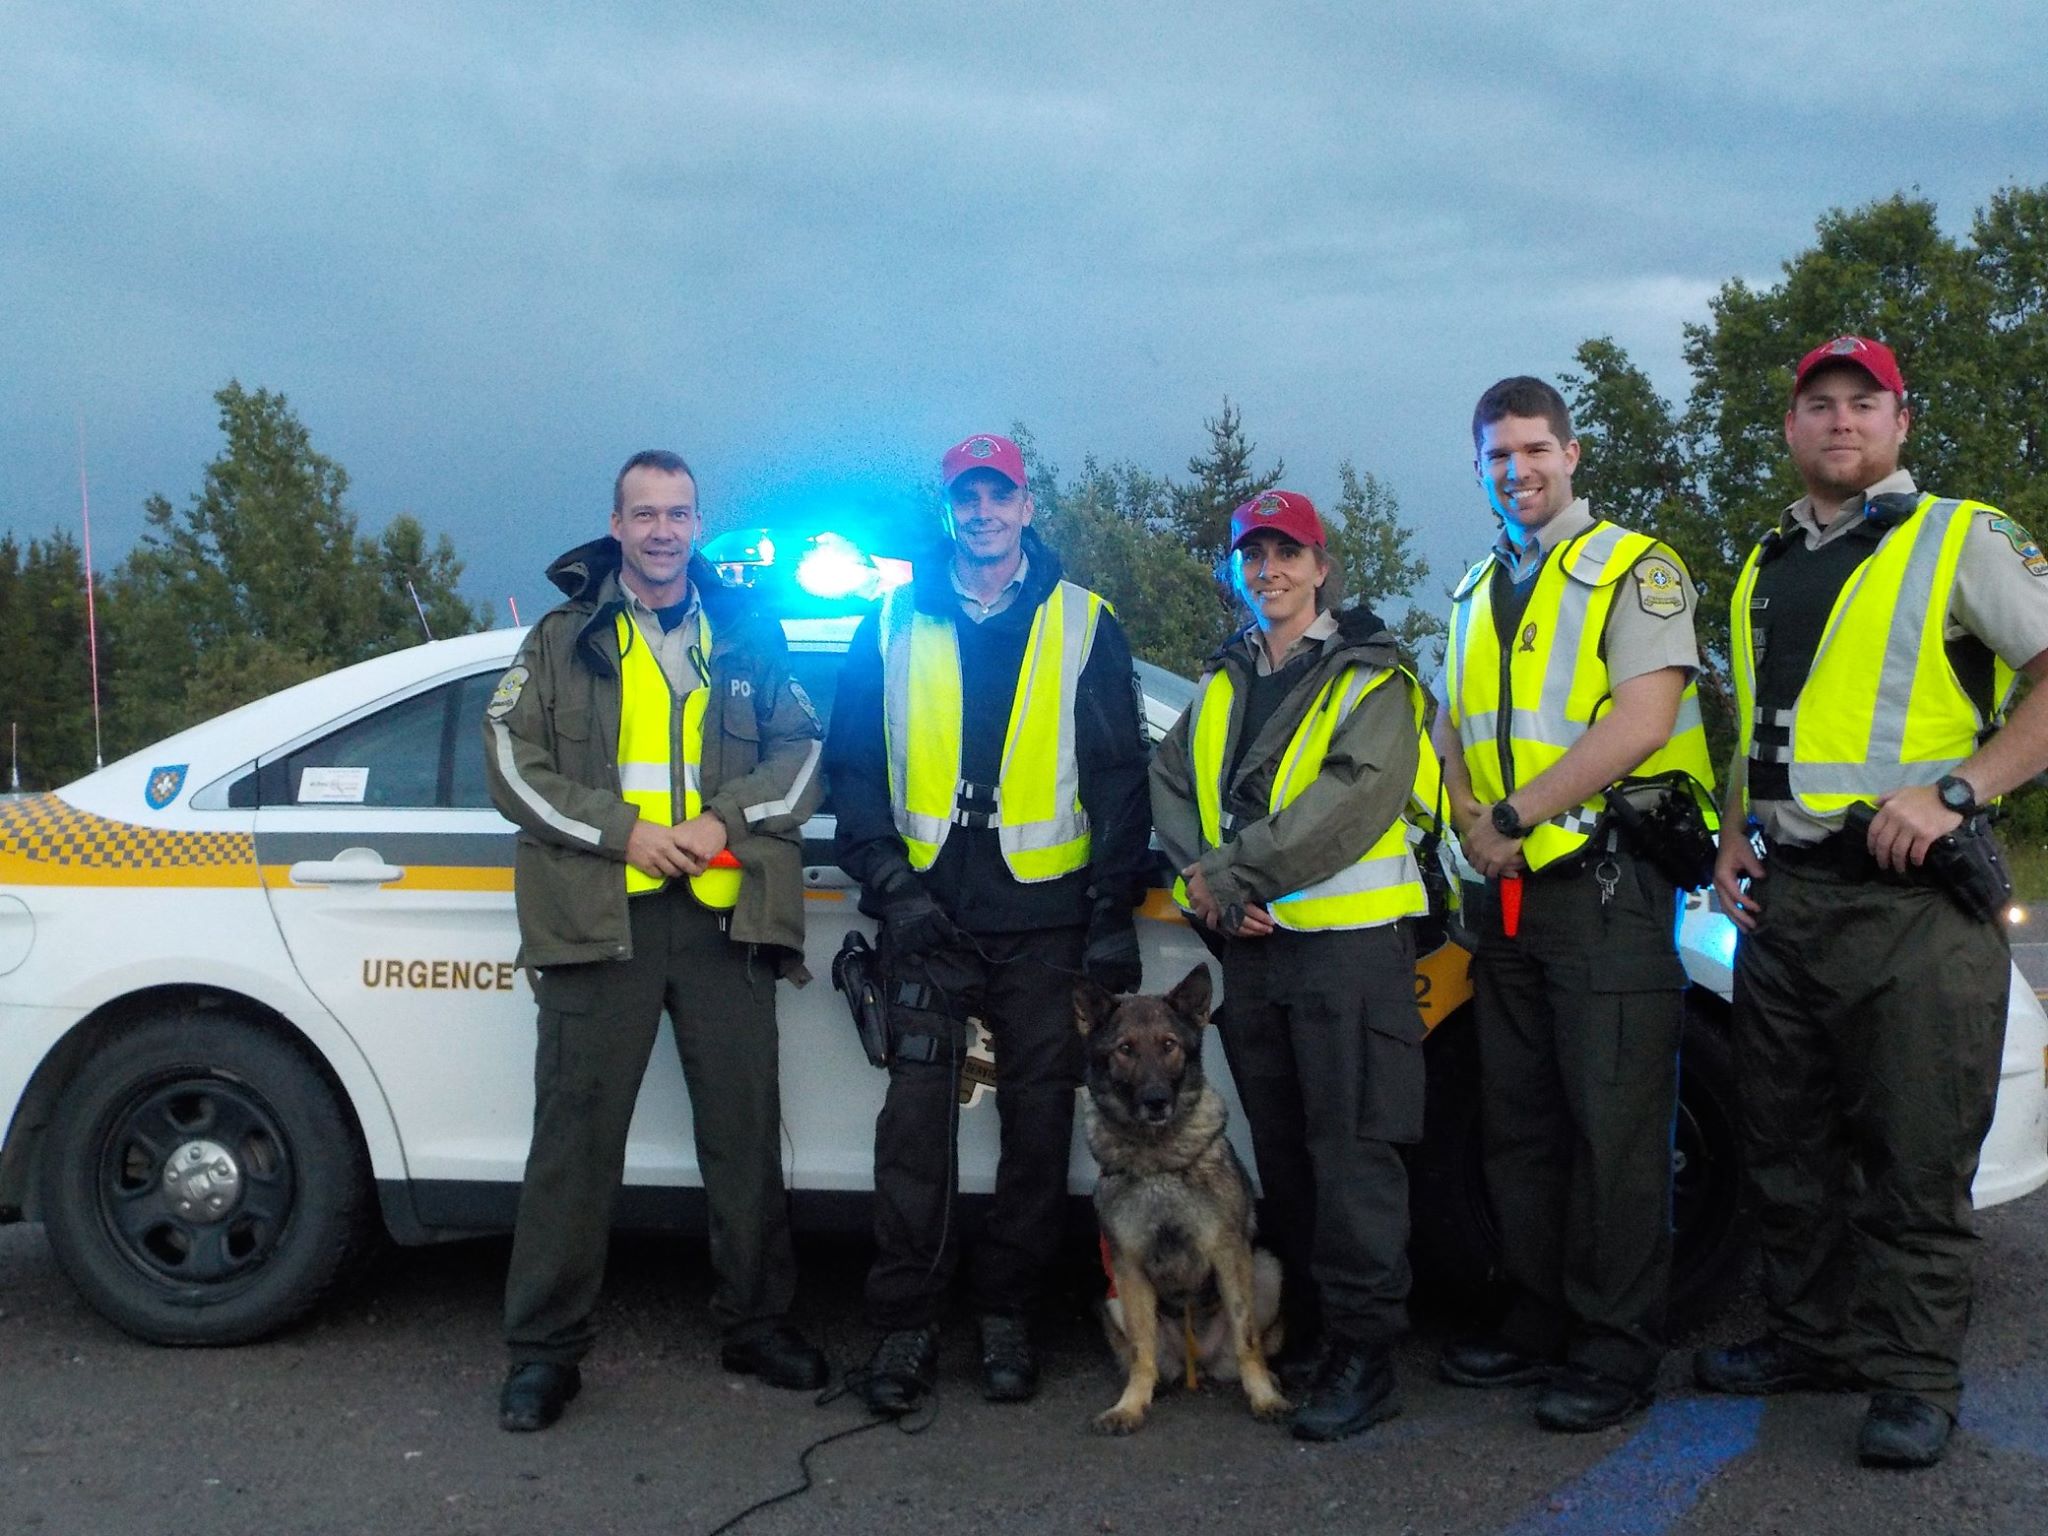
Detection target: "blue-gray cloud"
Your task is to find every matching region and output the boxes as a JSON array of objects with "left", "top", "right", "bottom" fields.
[{"left": 3, "top": 0, "right": 2040, "bottom": 627}]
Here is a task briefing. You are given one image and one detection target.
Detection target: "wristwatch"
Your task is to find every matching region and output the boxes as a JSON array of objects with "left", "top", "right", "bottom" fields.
[
  {"left": 1490, "top": 801, "right": 1528, "bottom": 840},
  {"left": 1935, "top": 774, "right": 1980, "bottom": 816}
]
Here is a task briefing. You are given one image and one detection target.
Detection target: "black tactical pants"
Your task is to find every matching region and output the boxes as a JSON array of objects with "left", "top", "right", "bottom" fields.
[
  {"left": 505, "top": 889, "right": 796, "bottom": 1366},
  {"left": 1473, "top": 847, "right": 1685, "bottom": 1389},
  {"left": 1733, "top": 858, "right": 2007, "bottom": 1414},
  {"left": 1217, "top": 922, "right": 1424, "bottom": 1349},
  {"left": 865, "top": 925, "right": 1088, "bottom": 1329}
]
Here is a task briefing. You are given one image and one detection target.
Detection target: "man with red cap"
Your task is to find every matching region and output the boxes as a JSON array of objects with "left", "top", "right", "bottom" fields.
[
  {"left": 1697, "top": 336, "right": 2048, "bottom": 1468},
  {"left": 1150, "top": 489, "right": 1434, "bottom": 1440},
  {"left": 823, "top": 432, "right": 1151, "bottom": 1414}
]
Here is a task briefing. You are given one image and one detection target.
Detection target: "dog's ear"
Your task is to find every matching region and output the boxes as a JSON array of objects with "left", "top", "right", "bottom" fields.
[
  {"left": 1073, "top": 977, "right": 1118, "bottom": 1037},
  {"left": 1164, "top": 963, "right": 1213, "bottom": 1027}
]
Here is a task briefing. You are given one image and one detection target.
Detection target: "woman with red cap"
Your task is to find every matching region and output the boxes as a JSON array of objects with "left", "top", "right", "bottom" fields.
[{"left": 1150, "top": 490, "right": 1434, "bottom": 1443}]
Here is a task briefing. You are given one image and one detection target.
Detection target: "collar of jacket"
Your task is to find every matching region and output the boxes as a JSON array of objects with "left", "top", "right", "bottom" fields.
[
  {"left": 541, "top": 536, "right": 765, "bottom": 677},
  {"left": 1209, "top": 602, "right": 1400, "bottom": 681},
  {"left": 907, "top": 525, "right": 1065, "bottom": 618}
]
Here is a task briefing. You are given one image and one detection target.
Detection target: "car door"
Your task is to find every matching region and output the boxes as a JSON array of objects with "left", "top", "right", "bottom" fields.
[{"left": 252, "top": 664, "right": 698, "bottom": 1199}]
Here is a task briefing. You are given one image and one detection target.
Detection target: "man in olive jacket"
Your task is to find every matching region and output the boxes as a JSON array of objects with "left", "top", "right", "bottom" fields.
[{"left": 482, "top": 450, "right": 827, "bottom": 1432}]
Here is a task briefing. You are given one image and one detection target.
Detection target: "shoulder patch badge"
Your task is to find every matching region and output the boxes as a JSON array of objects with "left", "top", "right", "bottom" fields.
[
  {"left": 1987, "top": 514, "right": 2048, "bottom": 577},
  {"left": 144, "top": 764, "right": 187, "bottom": 810},
  {"left": 786, "top": 677, "right": 821, "bottom": 729},
  {"left": 1634, "top": 557, "right": 1686, "bottom": 617},
  {"left": 487, "top": 665, "right": 529, "bottom": 721}
]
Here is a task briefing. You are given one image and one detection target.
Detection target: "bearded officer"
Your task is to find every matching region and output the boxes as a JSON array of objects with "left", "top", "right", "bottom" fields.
[
  {"left": 483, "top": 449, "right": 828, "bottom": 1431},
  {"left": 823, "top": 431, "right": 1152, "bottom": 1413},
  {"left": 1434, "top": 376, "right": 1717, "bottom": 1432},
  {"left": 1695, "top": 336, "right": 2048, "bottom": 1468}
]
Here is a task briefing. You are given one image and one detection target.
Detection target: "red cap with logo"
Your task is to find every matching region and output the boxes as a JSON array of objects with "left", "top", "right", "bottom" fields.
[
  {"left": 941, "top": 433, "right": 1027, "bottom": 491},
  {"left": 1229, "top": 489, "right": 1326, "bottom": 552},
  {"left": 1793, "top": 335, "right": 1907, "bottom": 400}
]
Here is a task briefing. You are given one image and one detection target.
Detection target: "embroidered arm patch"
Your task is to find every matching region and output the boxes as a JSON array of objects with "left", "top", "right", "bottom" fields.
[{"left": 1634, "top": 556, "right": 1686, "bottom": 617}]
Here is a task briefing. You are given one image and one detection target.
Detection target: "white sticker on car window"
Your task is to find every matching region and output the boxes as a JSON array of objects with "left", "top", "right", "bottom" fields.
[{"left": 299, "top": 767, "right": 370, "bottom": 804}]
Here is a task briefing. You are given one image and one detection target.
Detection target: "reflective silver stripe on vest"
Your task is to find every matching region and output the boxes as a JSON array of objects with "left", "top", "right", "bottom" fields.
[
  {"left": 1864, "top": 499, "right": 1961, "bottom": 768},
  {"left": 1271, "top": 849, "right": 1422, "bottom": 908},
  {"left": 1453, "top": 524, "right": 1627, "bottom": 759},
  {"left": 879, "top": 589, "right": 953, "bottom": 847},
  {"left": 998, "top": 584, "right": 1099, "bottom": 857},
  {"left": 619, "top": 763, "right": 670, "bottom": 794}
]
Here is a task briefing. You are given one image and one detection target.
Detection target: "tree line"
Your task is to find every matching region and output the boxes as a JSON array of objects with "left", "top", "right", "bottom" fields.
[{"left": 5, "top": 184, "right": 2042, "bottom": 793}]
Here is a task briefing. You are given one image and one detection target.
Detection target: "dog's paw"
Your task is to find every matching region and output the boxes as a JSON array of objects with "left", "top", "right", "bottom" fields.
[
  {"left": 1093, "top": 1403, "right": 1148, "bottom": 1436},
  {"left": 1248, "top": 1390, "right": 1293, "bottom": 1424}
]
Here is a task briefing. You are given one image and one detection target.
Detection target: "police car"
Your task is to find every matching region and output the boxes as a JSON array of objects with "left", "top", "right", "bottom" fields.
[{"left": 3, "top": 587, "right": 2045, "bottom": 1345}]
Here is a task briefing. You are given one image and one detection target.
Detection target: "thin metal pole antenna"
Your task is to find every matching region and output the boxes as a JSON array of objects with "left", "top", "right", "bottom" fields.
[
  {"left": 404, "top": 577, "right": 434, "bottom": 642},
  {"left": 76, "top": 414, "right": 104, "bottom": 769}
]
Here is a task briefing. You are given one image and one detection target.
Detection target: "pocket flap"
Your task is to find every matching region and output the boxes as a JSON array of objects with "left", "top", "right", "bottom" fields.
[{"left": 1584, "top": 953, "right": 1688, "bottom": 993}]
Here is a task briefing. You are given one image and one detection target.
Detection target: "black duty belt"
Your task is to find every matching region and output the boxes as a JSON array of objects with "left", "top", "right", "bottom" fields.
[{"left": 1766, "top": 829, "right": 1922, "bottom": 887}]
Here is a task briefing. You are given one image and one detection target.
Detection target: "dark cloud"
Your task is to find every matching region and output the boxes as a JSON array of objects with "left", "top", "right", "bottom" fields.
[{"left": 3, "top": 1, "right": 2038, "bottom": 633}]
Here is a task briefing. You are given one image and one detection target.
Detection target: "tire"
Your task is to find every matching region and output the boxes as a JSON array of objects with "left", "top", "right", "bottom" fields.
[
  {"left": 37, "top": 1010, "right": 377, "bottom": 1345},
  {"left": 1407, "top": 990, "right": 1755, "bottom": 1327},
  {"left": 1408, "top": 1007, "right": 1504, "bottom": 1314},
  {"left": 1667, "top": 994, "right": 1753, "bottom": 1324}
]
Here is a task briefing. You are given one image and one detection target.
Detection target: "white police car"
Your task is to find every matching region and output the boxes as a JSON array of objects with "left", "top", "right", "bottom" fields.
[{"left": 3, "top": 610, "right": 2044, "bottom": 1344}]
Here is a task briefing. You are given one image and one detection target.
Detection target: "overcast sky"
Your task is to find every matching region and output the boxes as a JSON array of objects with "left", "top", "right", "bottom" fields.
[{"left": 3, "top": 1, "right": 2041, "bottom": 632}]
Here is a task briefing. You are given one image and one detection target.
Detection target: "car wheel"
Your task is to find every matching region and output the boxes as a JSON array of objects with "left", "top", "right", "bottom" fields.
[
  {"left": 1408, "top": 1008, "right": 1503, "bottom": 1312},
  {"left": 1668, "top": 994, "right": 1753, "bottom": 1322},
  {"left": 37, "top": 1010, "right": 377, "bottom": 1345}
]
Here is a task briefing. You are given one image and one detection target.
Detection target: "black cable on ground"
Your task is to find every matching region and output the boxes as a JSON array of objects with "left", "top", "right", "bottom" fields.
[{"left": 698, "top": 1379, "right": 939, "bottom": 1536}]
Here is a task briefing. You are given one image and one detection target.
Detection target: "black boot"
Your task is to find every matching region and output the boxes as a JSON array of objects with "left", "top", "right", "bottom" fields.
[
  {"left": 721, "top": 1322, "right": 829, "bottom": 1391},
  {"left": 1857, "top": 1392, "right": 1952, "bottom": 1469},
  {"left": 858, "top": 1326, "right": 939, "bottom": 1416},
  {"left": 1291, "top": 1341, "right": 1399, "bottom": 1442},
  {"left": 978, "top": 1314, "right": 1039, "bottom": 1403},
  {"left": 499, "top": 1362, "right": 581, "bottom": 1432}
]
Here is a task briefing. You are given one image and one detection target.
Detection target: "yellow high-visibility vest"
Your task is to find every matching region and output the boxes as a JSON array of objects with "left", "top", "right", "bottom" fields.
[
  {"left": 1172, "top": 662, "right": 1429, "bottom": 931},
  {"left": 881, "top": 580, "right": 1104, "bottom": 884},
  {"left": 616, "top": 610, "right": 739, "bottom": 908},
  {"left": 1731, "top": 494, "right": 2014, "bottom": 815},
  {"left": 1444, "top": 520, "right": 1716, "bottom": 872}
]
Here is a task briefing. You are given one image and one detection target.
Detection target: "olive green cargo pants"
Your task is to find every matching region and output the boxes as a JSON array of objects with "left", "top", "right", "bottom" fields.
[
  {"left": 1733, "top": 859, "right": 2007, "bottom": 1414},
  {"left": 504, "top": 888, "right": 796, "bottom": 1366}
]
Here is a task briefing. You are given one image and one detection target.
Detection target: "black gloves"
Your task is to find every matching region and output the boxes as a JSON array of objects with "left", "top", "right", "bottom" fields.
[
  {"left": 872, "top": 863, "right": 961, "bottom": 960},
  {"left": 1082, "top": 902, "right": 1143, "bottom": 995}
]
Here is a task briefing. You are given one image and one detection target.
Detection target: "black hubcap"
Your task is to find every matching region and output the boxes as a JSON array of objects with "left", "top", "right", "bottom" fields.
[{"left": 94, "top": 1074, "right": 295, "bottom": 1285}]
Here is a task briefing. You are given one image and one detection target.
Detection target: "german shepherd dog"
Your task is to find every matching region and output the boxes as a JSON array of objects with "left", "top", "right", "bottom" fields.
[{"left": 1076, "top": 963, "right": 1289, "bottom": 1434}]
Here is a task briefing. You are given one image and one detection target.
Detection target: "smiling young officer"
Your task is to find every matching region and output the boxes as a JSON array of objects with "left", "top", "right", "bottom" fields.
[
  {"left": 1696, "top": 337, "right": 2048, "bottom": 1468},
  {"left": 482, "top": 450, "right": 828, "bottom": 1431},
  {"left": 1433, "top": 377, "right": 1716, "bottom": 1432},
  {"left": 1151, "top": 491, "right": 1431, "bottom": 1442}
]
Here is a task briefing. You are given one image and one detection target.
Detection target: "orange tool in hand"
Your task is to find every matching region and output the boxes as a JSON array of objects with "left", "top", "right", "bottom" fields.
[{"left": 1500, "top": 873, "right": 1523, "bottom": 938}]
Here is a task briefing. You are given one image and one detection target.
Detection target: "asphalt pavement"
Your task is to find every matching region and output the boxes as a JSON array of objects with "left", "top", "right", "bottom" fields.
[{"left": 3, "top": 1203, "right": 2046, "bottom": 1536}]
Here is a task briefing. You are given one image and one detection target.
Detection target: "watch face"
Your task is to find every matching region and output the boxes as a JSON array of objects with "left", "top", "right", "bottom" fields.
[{"left": 1940, "top": 778, "right": 1972, "bottom": 811}]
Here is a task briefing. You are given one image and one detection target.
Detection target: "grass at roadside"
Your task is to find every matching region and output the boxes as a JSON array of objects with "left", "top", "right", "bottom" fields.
[{"left": 2007, "top": 840, "right": 2048, "bottom": 903}]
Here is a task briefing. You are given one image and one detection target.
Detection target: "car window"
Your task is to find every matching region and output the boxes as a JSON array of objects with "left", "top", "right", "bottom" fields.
[
  {"left": 257, "top": 673, "right": 499, "bottom": 809},
  {"left": 1134, "top": 660, "right": 1196, "bottom": 716}
]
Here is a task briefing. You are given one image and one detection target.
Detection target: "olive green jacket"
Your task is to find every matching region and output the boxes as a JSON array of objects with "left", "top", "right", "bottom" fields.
[
  {"left": 482, "top": 539, "right": 823, "bottom": 976},
  {"left": 1150, "top": 606, "right": 1421, "bottom": 917}
]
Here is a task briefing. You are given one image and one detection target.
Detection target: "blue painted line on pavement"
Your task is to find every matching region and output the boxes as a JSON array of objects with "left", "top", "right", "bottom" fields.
[
  {"left": 1496, "top": 1397, "right": 1763, "bottom": 1536},
  {"left": 1961, "top": 1367, "right": 2048, "bottom": 1459}
]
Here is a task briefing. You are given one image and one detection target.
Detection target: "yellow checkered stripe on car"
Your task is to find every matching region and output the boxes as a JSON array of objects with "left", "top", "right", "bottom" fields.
[{"left": 0, "top": 794, "right": 259, "bottom": 887}]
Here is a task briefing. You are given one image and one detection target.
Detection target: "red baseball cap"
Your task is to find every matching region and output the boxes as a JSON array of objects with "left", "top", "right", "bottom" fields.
[
  {"left": 941, "top": 433, "right": 1027, "bottom": 491},
  {"left": 1229, "top": 490, "right": 1326, "bottom": 552},
  {"left": 1793, "top": 335, "right": 1907, "bottom": 400}
]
